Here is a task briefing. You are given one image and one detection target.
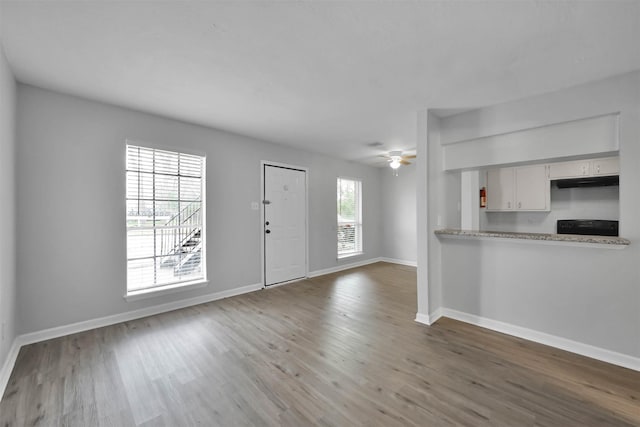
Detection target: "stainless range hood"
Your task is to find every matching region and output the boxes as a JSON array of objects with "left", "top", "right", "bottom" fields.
[{"left": 555, "top": 175, "right": 619, "bottom": 189}]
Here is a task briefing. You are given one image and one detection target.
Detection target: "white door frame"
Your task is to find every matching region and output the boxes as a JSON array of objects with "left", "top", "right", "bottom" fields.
[{"left": 260, "top": 160, "right": 309, "bottom": 288}]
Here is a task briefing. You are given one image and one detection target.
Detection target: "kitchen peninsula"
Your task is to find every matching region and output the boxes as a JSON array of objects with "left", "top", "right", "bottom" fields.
[
  {"left": 417, "top": 71, "right": 640, "bottom": 373},
  {"left": 435, "top": 228, "right": 629, "bottom": 247}
]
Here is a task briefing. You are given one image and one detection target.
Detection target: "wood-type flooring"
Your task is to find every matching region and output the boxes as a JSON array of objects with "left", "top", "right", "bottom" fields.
[{"left": 1, "top": 262, "right": 638, "bottom": 426}]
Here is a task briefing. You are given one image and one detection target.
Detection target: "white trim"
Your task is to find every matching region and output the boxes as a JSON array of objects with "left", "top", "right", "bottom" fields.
[
  {"left": 260, "top": 160, "right": 308, "bottom": 171},
  {"left": 337, "top": 176, "right": 363, "bottom": 257},
  {"left": 414, "top": 308, "right": 442, "bottom": 326},
  {"left": 0, "top": 338, "right": 21, "bottom": 399},
  {"left": 308, "top": 257, "right": 415, "bottom": 279},
  {"left": 336, "top": 174, "right": 364, "bottom": 182},
  {"left": 430, "top": 308, "right": 443, "bottom": 324},
  {"left": 307, "top": 257, "right": 382, "bottom": 278},
  {"left": 308, "top": 257, "right": 415, "bottom": 280},
  {"left": 125, "top": 138, "right": 207, "bottom": 158},
  {"left": 261, "top": 161, "right": 309, "bottom": 287},
  {"left": 337, "top": 251, "right": 364, "bottom": 260},
  {"left": 379, "top": 257, "right": 417, "bottom": 267},
  {"left": 0, "top": 281, "right": 262, "bottom": 400},
  {"left": 124, "top": 143, "right": 208, "bottom": 295},
  {"left": 441, "top": 308, "right": 640, "bottom": 372},
  {"left": 414, "top": 312, "right": 432, "bottom": 326},
  {"left": 124, "top": 280, "right": 209, "bottom": 301},
  {"left": 264, "top": 277, "right": 305, "bottom": 288},
  {"left": 415, "top": 110, "right": 430, "bottom": 325},
  {"left": 19, "top": 283, "right": 262, "bottom": 347}
]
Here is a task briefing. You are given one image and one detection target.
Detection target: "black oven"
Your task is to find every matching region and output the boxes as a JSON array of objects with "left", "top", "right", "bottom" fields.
[{"left": 557, "top": 220, "right": 619, "bottom": 237}]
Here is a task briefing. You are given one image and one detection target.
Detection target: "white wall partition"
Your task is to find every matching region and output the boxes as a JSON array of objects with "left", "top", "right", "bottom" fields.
[
  {"left": 425, "top": 71, "right": 640, "bottom": 366},
  {"left": 442, "top": 114, "right": 619, "bottom": 171}
]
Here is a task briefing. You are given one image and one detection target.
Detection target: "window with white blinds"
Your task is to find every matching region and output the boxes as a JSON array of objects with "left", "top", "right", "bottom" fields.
[
  {"left": 337, "top": 177, "right": 362, "bottom": 257},
  {"left": 126, "top": 145, "right": 206, "bottom": 294}
]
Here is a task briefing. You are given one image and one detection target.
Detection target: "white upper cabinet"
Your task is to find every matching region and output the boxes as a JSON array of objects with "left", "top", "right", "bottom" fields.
[
  {"left": 483, "top": 156, "right": 618, "bottom": 213},
  {"left": 549, "top": 157, "right": 619, "bottom": 179},
  {"left": 548, "top": 160, "right": 591, "bottom": 179},
  {"left": 487, "top": 167, "right": 515, "bottom": 211},
  {"left": 592, "top": 157, "right": 619, "bottom": 176},
  {"left": 486, "top": 164, "right": 549, "bottom": 212},
  {"left": 515, "top": 165, "right": 549, "bottom": 211}
]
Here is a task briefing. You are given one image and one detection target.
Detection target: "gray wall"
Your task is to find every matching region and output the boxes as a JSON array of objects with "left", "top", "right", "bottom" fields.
[
  {"left": 0, "top": 40, "right": 17, "bottom": 369},
  {"left": 15, "top": 85, "right": 383, "bottom": 334},
  {"left": 380, "top": 165, "right": 417, "bottom": 263},
  {"left": 432, "top": 71, "right": 640, "bottom": 358}
]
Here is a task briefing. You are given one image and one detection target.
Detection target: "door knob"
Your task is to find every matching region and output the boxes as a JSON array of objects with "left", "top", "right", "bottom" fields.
[{"left": 265, "top": 229, "right": 271, "bottom": 234}]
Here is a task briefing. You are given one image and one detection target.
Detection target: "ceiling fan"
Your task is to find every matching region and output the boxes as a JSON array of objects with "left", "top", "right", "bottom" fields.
[{"left": 379, "top": 150, "right": 416, "bottom": 170}]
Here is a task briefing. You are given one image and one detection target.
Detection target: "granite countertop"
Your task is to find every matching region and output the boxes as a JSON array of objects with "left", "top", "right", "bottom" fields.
[{"left": 435, "top": 229, "right": 630, "bottom": 246}]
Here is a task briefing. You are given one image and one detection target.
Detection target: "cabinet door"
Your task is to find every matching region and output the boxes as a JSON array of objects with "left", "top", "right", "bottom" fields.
[
  {"left": 548, "top": 160, "right": 591, "bottom": 179},
  {"left": 515, "top": 165, "right": 549, "bottom": 211},
  {"left": 486, "top": 168, "right": 514, "bottom": 211},
  {"left": 592, "top": 157, "right": 619, "bottom": 176}
]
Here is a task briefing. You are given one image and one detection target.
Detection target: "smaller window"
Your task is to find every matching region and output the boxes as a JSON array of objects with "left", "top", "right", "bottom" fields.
[{"left": 337, "top": 177, "right": 362, "bottom": 257}]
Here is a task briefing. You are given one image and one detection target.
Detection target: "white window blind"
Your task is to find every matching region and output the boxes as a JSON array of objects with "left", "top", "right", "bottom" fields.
[
  {"left": 126, "top": 145, "right": 206, "bottom": 293},
  {"left": 337, "top": 177, "right": 362, "bottom": 257}
]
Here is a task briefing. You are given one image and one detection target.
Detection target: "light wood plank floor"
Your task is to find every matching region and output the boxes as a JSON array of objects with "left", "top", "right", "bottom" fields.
[{"left": 1, "top": 262, "right": 639, "bottom": 426}]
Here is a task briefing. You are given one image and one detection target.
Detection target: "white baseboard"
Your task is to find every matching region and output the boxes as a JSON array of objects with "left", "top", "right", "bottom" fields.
[
  {"left": 441, "top": 308, "right": 640, "bottom": 372},
  {"left": 2, "top": 282, "right": 262, "bottom": 400},
  {"left": 18, "top": 282, "right": 263, "bottom": 347},
  {"left": 414, "top": 312, "right": 432, "bottom": 326},
  {"left": 415, "top": 308, "right": 443, "bottom": 327},
  {"left": 379, "top": 257, "right": 417, "bottom": 267},
  {"left": 0, "top": 338, "right": 21, "bottom": 400},
  {"left": 3, "top": 260, "right": 414, "bottom": 399},
  {"left": 307, "top": 257, "right": 382, "bottom": 278},
  {"left": 308, "top": 257, "right": 417, "bottom": 278},
  {"left": 429, "top": 308, "right": 443, "bottom": 324},
  {"left": 265, "top": 277, "right": 305, "bottom": 288}
]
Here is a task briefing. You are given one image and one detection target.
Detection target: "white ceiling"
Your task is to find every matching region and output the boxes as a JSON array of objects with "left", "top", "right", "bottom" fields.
[{"left": 1, "top": 1, "right": 639, "bottom": 165}]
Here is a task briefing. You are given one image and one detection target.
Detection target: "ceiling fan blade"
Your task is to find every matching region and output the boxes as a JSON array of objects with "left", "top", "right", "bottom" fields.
[
  {"left": 403, "top": 155, "right": 417, "bottom": 159},
  {"left": 400, "top": 160, "right": 411, "bottom": 165},
  {"left": 378, "top": 154, "right": 391, "bottom": 159}
]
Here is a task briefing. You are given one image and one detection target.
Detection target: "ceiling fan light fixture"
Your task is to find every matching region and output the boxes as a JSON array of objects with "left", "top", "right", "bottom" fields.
[{"left": 389, "top": 156, "right": 402, "bottom": 169}]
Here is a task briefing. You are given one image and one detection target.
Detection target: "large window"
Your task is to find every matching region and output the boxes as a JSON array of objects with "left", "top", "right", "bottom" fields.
[
  {"left": 337, "top": 177, "right": 362, "bottom": 257},
  {"left": 126, "top": 144, "right": 206, "bottom": 294}
]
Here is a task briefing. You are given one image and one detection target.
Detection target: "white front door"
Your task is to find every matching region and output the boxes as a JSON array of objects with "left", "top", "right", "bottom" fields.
[{"left": 264, "top": 164, "right": 307, "bottom": 286}]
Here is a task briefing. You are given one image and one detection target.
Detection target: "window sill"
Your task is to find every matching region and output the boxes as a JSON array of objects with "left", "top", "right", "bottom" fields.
[
  {"left": 337, "top": 251, "right": 364, "bottom": 260},
  {"left": 124, "top": 279, "right": 209, "bottom": 302}
]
